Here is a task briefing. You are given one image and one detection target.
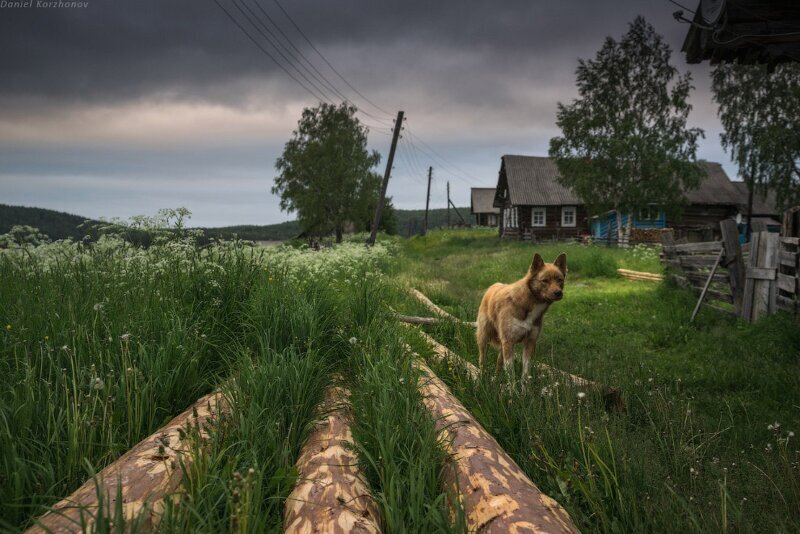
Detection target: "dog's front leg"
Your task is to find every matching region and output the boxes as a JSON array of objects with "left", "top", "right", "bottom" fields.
[
  {"left": 522, "top": 334, "right": 538, "bottom": 380},
  {"left": 498, "top": 340, "right": 515, "bottom": 379}
]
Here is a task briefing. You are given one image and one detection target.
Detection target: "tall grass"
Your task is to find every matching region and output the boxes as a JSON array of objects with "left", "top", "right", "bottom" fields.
[{"left": 0, "top": 234, "right": 262, "bottom": 530}]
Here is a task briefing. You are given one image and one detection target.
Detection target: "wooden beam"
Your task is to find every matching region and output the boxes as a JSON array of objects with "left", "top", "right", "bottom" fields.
[
  {"left": 284, "top": 386, "right": 380, "bottom": 534},
  {"left": 27, "top": 391, "right": 229, "bottom": 533},
  {"left": 720, "top": 219, "right": 745, "bottom": 316},
  {"left": 408, "top": 287, "right": 478, "bottom": 327},
  {"left": 691, "top": 248, "right": 724, "bottom": 322}
]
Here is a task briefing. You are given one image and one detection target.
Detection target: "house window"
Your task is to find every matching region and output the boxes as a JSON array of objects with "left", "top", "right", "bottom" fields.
[
  {"left": 561, "top": 206, "right": 576, "bottom": 227},
  {"left": 504, "top": 207, "right": 519, "bottom": 228},
  {"left": 638, "top": 206, "right": 658, "bottom": 221},
  {"left": 532, "top": 207, "right": 546, "bottom": 227}
]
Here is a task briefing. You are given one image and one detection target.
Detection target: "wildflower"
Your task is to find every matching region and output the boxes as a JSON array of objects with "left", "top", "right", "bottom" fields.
[
  {"left": 92, "top": 377, "right": 105, "bottom": 390},
  {"left": 789, "top": 431, "right": 795, "bottom": 438},
  {"left": 120, "top": 333, "right": 131, "bottom": 341},
  {"left": 5, "top": 324, "right": 11, "bottom": 331},
  {"left": 577, "top": 391, "right": 586, "bottom": 400},
  {"left": 93, "top": 303, "right": 104, "bottom": 311},
  {"left": 348, "top": 337, "right": 357, "bottom": 345},
  {"left": 399, "top": 377, "right": 405, "bottom": 384},
  {"left": 44, "top": 335, "right": 49, "bottom": 341}
]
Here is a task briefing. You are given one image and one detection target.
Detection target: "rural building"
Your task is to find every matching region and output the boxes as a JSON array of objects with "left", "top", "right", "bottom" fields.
[
  {"left": 470, "top": 188, "right": 500, "bottom": 227},
  {"left": 492, "top": 155, "right": 742, "bottom": 242},
  {"left": 731, "top": 182, "right": 782, "bottom": 232},
  {"left": 492, "top": 156, "right": 589, "bottom": 240}
]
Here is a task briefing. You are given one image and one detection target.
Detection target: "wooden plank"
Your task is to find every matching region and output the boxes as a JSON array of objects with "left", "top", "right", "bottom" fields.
[
  {"left": 414, "top": 360, "right": 579, "bottom": 533},
  {"left": 681, "top": 271, "right": 730, "bottom": 284},
  {"left": 781, "top": 237, "right": 800, "bottom": 245},
  {"left": 765, "top": 233, "right": 779, "bottom": 315},
  {"left": 741, "top": 232, "right": 760, "bottom": 321},
  {"left": 672, "top": 241, "right": 723, "bottom": 254},
  {"left": 777, "top": 273, "right": 796, "bottom": 294},
  {"left": 692, "top": 248, "right": 726, "bottom": 322},
  {"left": 284, "top": 386, "right": 380, "bottom": 534},
  {"left": 780, "top": 250, "right": 797, "bottom": 267},
  {"left": 720, "top": 219, "right": 746, "bottom": 316},
  {"left": 28, "top": 391, "right": 229, "bottom": 533},
  {"left": 678, "top": 255, "right": 724, "bottom": 267},
  {"left": 746, "top": 267, "right": 777, "bottom": 280}
]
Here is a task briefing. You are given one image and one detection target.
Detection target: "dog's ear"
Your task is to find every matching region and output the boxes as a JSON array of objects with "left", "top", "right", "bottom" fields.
[
  {"left": 529, "top": 253, "right": 545, "bottom": 275},
  {"left": 554, "top": 252, "right": 567, "bottom": 275}
]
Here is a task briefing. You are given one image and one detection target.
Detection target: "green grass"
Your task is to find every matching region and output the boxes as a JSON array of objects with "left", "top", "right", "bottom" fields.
[
  {"left": 0, "top": 238, "right": 261, "bottom": 530},
  {"left": 392, "top": 228, "right": 800, "bottom": 532}
]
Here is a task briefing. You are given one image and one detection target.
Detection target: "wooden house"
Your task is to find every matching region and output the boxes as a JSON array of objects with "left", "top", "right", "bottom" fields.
[
  {"left": 493, "top": 155, "right": 742, "bottom": 242},
  {"left": 470, "top": 188, "right": 500, "bottom": 227},
  {"left": 492, "top": 156, "right": 589, "bottom": 240}
]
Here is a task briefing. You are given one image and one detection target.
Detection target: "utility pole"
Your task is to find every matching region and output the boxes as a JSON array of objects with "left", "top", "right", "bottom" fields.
[
  {"left": 422, "top": 166, "right": 432, "bottom": 236},
  {"left": 367, "top": 110, "right": 404, "bottom": 246},
  {"left": 446, "top": 181, "right": 451, "bottom": 228}
]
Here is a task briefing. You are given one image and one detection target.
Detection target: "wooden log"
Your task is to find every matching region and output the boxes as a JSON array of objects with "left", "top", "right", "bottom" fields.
[
  {"left": 284, "top": 386, "right": 380, "bottom": 534},
  {"left": 414, "top": 327, "right": 624, "bottom": 412},
  {"left": 407, "top": 288, "right": 479, "bottom": 327},
  {"left": 27, "top": 391, "right": 230, "bottom": 533},
  {"left": 413, "top": 359, "right": 579, "bottom": 533},
  {"left": 678, "top": 255, "right": 725, "bottom": 268},
  {"left": 393, "top": 313, "right": 442, "bottom": 326},
  {"left": 680, "top": 271, "right": 730, "bottom": 285}
]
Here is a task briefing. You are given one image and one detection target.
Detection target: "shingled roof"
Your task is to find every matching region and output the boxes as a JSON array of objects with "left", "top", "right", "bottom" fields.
[
  {"left": 494, "top": 155, "right": 740, "bottom": 207},
  {"left": 730, "top": 182, "right": 779, "bottom": 216},
  {"left": 470, "top": 188, "right": 500, "bottom": 214}
]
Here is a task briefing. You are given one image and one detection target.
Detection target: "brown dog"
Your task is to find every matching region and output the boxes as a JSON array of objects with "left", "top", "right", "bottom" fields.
[{"left": 476, "top": 252, "right": 566, "bottom": 378}]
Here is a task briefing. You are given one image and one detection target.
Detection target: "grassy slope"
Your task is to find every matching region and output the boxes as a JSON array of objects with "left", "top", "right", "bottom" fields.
[{"left": 392, "top": 228, "right": 800, "bottom": 532}]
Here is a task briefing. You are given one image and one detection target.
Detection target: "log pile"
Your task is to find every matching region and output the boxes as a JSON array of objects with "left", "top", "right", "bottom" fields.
[
  {"left": 630, "top": 228, "right": 663, "bottom": 242},
  {"left": 617, "top": 268, "right": 664, "bottom": 282}
]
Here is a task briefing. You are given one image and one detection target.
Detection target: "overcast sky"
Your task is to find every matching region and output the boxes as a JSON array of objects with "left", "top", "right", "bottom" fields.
[{"left": 0, "top": 0, "right": 736, "bottom": 227}]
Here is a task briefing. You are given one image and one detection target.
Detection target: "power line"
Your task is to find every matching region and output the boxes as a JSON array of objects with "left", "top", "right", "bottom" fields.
[
  {"left": 230, "top": 0, "right": 336, "bottom": 102},
  {"left": 405, "top": 129, "right": 485, "bottom": 186},
  {"left": 213, "top": 0, "right": 326, "bottom": 102},
  {"left": 271, "top": 0, "right": 396, "bottom": 121}
]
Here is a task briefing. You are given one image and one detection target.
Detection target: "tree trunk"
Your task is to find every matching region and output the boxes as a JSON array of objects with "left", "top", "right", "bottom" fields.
[
  {"left": 623, "top": 211, "right": 634, "bottom": 247},
  {"left": 746, "top": 180, "right": 754, "bottom": 243},
  {"left": 335, "top": 226, "right": 343, "bottom": 243},
  {"left": 615, "top": 209, "right": 624, "bottom": 245}
]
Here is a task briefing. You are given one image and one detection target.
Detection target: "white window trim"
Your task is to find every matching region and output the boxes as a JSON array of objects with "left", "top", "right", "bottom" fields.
[
  {"left": 532, "top": 207, "right": 546, "bottom": 227},
  {"left": 561, "top": 206, "right": 576, "bottom": 227}
]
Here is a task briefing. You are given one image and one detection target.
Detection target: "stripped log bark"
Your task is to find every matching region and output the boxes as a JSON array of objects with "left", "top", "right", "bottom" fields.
[
  {"left": 617, "top": 269, "right": 664, "bottom": 282},
  {"left": 413, "top": 359, "right": 579, "bottom": 533},
  {"left": 408, "top": 288, "right": 478, "bottom": 327},
  {"left": 409, "top": 319, "right": 624, "bottom": 412},
  {"left": 393, "top": 312, "right": 444, "bottom": 326},
  {"left": 27, "top": 391, "right": 230, "bottom": 533},
  {"left": 284, "top": 386, "right": 380, "bottom": 534}
]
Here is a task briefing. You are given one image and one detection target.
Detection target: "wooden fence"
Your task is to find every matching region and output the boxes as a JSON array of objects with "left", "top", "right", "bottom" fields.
[{"left": 661, "top": 219, "right": 800, "bottom": 321}]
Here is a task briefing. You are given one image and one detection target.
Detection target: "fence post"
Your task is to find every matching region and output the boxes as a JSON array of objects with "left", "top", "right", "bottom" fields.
[{"left": 719, "top": 219, "right": 745, "bottom": 316}]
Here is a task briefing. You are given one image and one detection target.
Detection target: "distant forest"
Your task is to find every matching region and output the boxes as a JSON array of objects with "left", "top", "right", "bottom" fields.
[{"left": 0, "top": 204, "right": 476, "bottom": 242}]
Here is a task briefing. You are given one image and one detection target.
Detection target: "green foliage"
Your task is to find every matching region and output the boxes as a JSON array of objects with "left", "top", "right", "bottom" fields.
[
  {"left": 712, "top": 62, "right": 800, "bottom": 211},
  {"left": 549, "top": 16, "right": 704, "bottom": 233},
  {"left": 0, "top": 204, "right": 94, "bottom": 241},
  {"left": 273, "top": 103, "right": 382, "bottom": 242}
]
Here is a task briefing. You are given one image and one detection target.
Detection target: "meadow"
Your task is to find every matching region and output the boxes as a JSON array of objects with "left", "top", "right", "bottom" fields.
[
  {"left": 395, "top": 228, "right": 800, "bottom": 532},
  {"left": 1, "top": 223, "right": 798, "bottom": 532}
]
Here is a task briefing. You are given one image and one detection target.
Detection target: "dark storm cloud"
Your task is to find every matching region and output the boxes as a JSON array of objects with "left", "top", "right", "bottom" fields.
[{"left": 0, "top": 0, "right": 693, "bottom": 106}]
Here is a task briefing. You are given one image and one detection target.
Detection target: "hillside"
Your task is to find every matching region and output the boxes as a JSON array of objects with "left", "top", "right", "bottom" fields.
[{"left": 0, "top": 204, "right": 474, "bottom": 242}]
